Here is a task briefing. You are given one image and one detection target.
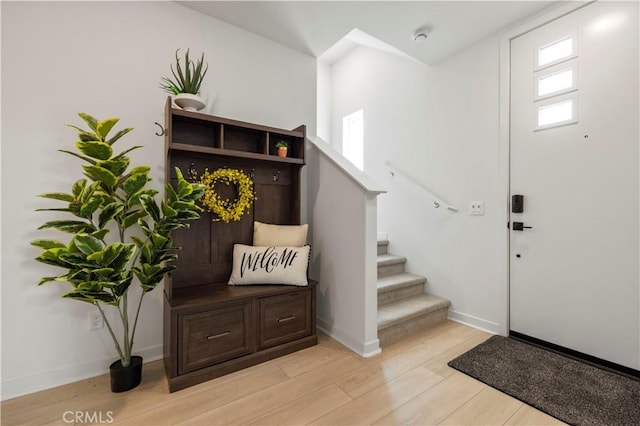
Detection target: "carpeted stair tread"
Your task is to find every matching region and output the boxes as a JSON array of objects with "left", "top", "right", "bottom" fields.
[
  {"left": 377, "top": 254, "right": 406, "bottom": 266},
  {"left": 377, "top": 240, "right": 389, "bottom": 255},
  {"left": 378, "top": 294, "right": 450, "bottom": 330},
  {"left": 377, "top": 273, "right": 426, "bottom": 292}
]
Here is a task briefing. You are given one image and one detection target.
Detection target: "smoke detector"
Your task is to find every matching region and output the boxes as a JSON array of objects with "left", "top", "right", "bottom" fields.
[{"left": 412, "top": 28, "right": 430, "bottom": 43}]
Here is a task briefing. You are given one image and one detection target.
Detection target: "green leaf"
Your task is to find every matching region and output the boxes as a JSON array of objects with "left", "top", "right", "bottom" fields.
[
  {"left": 76, "top": 141, "right": 113, "bottom": 161},
  {"left": 165, "top": 182, "right": 178, "bottom": 203},
  {"left": 77, "top": 281, "right": 104, "bottom": 291},
  {"left": 66, "top": 124, "right": 100, "bottom": 142},
  {"left": 129, "top": 166, "right": 151, "bottom": 176},
  {"left": 86, "top": 250, "right": 103, "bottom": 263},
  {"left": 181, "top": 185, "right": 205, "bottom": 202},
  {"left": 177, "top": 177, "right": 192, "bottom": 197},
  {"left": 150, "top": 232, "right": 169, "bottom": 247},
  {"left": 140, "top": 244, "right": 152, "bottom": 264},
  {"left": 174, "top": 168, "right": 193, "bottom": 198},
  {"left": 97, "top": 117, "right": 119, "bottom": 139},
  {"left": 79, "top": 181, "right": 100, "bottom": 203},
  {"left": 113, "top": 272, "right": 133, "bottom": 297},
  {"left": 79, "top": 196, "right": 103, "bottom": 219},
  {"left": 58, "top": 252, "right": 95, "bottom": 268},
  {"left": 170, "top": 200, "right": 198, "bottom": 211},
  {"left": 175, "top": 210, "right": 200, "bottom": 220},
  {"left": 90, "top": 229, "right": 110, "bottom": 241},
  {"left": 38, "top": 276, "right": 60, "bottom": 286},
  {"left": 110, "top": 243, "right": 136, "bottom": 272},
  {"left": 82, "top": 165, "right": 117, "bottom": 188},
  {"left": 137, "top": 219, "right": 151, "bottom": 233},
  {"left": 35, "top": 248, "right": 71, "bottom": 268},
  {"left": 130, "top": 236, "right": 146, "bottom": 248},
  {"left": 35, "top": 207, "right": 75, "bottom": 213},
  {"left": 112, "top": 145, "right": 143, "bottom": 160},
  {"left": 98, "top": 202, "right": 125, "bottom": 228},
  {"left": 123, "top": 173, "right": 148, "bottom": 195},
  {"left": 91, "top": 243, "right": 122, "bottom": 267},
  {"left": 139, "top": 194, "right": 160, "bottom": 222},
  {"left": 38, "top": 192, "right": 75, "bottom": 202},
  {"left": 72, "top": 179, "right": 87, "bottom": 197},
  {"left": 122, "top": 209, "right": 147, "bottom": 229},
  {"left": 31, "top": 240, "right": 66, "bottom": 249},
  {"left": 38, "top": 220, "right": 95, "bottom": 234},
  {"left": 59, "top": 149, "right": 98, "bottom": 165},
  {"left": 98, "top": 158, "right": 130, "bottom": 177},
  {"left": 93, "top": 268, "right": 115, "bottom": 278},
  {"left": 61, "top": 291, "right": 95, "bottom": 304},
  {"left": 106, "top": 127, "right": 133, "bottom": 146},
  {"left": 161, "top": 201, "right": 177, "bottom": 218},
  {"left": 63, "top": 289, "right": 116, "bottom": 305},
  {"left": 127, "top": 189, "right": 159, "bottom": 208},
  {"left": 78, "top": 113, "right": 99, "bottom": 132},
  {"left": 160, "top": 78, "right": 181, "bottom": 95},
  {"left": 74, "top": 234, "right": 103, "bottom": 256}
]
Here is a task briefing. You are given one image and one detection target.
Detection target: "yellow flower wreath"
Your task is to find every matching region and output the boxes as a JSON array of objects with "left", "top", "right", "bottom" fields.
[{"left": 197, "top": 168, "right": 257, "bottom": 223}]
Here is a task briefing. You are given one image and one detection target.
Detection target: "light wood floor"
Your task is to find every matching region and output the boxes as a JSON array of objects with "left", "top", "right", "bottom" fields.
[{"left": 1, "top": 320, "right": 565, "bottom": 425}]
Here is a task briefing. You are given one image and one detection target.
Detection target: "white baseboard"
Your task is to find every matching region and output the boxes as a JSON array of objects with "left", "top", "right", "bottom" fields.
[
  {"left": 1, "top": 345, "right": 163, "bottom": 401},
  {"left": 447, "top": 310, "right": 502, "bottom": 335},
  {"left": 317, "top": 317, "right": 381, "bottom": 358}
]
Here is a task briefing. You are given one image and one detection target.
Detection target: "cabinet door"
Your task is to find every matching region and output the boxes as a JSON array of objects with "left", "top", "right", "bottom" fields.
[
  {"left": 258, "top": 290, "right": 311, "bottom": 350},
  {"left": 179, "top": 302, "right": 251, "bottom": 373}
]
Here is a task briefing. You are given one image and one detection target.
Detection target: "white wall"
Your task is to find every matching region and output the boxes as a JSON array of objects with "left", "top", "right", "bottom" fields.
[
  {"left": 316, "top": 61, "right": 332, "bottom": 142},
  {"left": 330, "top": 40, "right": 504, "bottom": 333},
  {"left": 306, "top": 138, "right": 383, "bottom": 357},
  {"left": 1, "top": 1, "right": 316, "bottom": 400}
]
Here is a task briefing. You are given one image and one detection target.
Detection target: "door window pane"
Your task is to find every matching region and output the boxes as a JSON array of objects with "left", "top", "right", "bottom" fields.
[
  {"left": 537, "top": 36, "right": 575, "bottom": 68},
  {"left": 536, "top": 97, "right": 577, "bottom": 130},
  {"left": 538, "top": 68, "right": 574, "bottom": 98}
]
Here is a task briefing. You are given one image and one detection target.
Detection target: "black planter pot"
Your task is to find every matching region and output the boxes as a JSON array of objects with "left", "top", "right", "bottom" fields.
[{"left": 109, "top": 356, "right": 143, "bottom": 393}]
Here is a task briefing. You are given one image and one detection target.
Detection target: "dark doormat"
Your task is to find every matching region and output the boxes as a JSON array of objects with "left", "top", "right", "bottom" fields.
[{"left": 448, "top": 335, "right": 640, "bottom": 426}]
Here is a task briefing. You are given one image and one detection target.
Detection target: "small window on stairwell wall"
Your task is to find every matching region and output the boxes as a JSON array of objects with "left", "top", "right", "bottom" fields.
[{"left": 342, "top": 109, "right": 364, "bottom": 171}]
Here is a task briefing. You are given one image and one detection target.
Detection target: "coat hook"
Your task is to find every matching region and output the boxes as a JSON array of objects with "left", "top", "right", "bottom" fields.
[
  {"left": 154, "top": 122, "right": 166, "bottom": 136},
  {"left": 273, "top": 170, "right": 281, "bottom": 182}
]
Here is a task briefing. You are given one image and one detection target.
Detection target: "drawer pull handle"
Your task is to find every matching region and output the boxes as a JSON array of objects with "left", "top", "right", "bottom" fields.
[
  {"left": 277, "top": 315, "right": 296, "bottom": 323},
  {"left": 207, "top": 331, "right": 231, "bottom": 340}
]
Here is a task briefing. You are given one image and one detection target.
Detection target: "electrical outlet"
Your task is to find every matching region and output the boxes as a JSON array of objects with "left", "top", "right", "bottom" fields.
[
  {"left": 88, "top": 310, "right": 104, "bottom": 330},
  {"left": 470, "top": 201, "right": 484, "bottom": 216}
]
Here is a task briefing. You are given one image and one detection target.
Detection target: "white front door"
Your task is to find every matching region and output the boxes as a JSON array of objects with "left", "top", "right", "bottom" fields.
[{"left": 509, "top": 1, "right": 639, "bottom": 370}]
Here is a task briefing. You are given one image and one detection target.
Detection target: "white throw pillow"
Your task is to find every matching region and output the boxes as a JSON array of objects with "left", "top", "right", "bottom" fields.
[
  {"left": 253, "top": 221, "right": 308, "bottom": 247},
  {"left": 228, "top": 244, "right": 310, "bottom": 286}
]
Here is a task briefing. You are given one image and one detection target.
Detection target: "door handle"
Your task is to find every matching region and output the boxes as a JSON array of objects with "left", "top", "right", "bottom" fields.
[{"left": 512, "top": 221, "right": 532, "bottom": 231}]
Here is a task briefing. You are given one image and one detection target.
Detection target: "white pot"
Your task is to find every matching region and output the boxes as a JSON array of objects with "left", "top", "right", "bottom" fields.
[{"left": 174, "top": 93, "right": 205, "bottom": 112}]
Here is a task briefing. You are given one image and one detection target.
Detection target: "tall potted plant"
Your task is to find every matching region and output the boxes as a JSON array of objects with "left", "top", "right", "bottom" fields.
[
  {"left": 160, "top": 48, "right": 209, "bottom": 112},
  {"left": 33, "top": 113, "right": 204, "bottom": 392}
]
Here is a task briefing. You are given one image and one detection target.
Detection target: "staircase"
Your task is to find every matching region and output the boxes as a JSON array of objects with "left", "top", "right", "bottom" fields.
[{"left": 377, "top": 239, "right": 451, "bottom": 346}]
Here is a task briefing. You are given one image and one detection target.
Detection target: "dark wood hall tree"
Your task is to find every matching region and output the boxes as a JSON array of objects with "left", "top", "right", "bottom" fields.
[{"left": 162, "top": 98, "right": 317, "bottom": 392}]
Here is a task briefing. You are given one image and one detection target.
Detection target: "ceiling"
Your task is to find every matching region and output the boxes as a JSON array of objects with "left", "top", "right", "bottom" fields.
[{"left": 178, "top": 1, "right": 559, "bottom": 64}]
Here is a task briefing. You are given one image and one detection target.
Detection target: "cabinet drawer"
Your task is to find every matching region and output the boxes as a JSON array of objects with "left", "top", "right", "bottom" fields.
[
  {"left": 258, "top": 290, "right": 311, "bottom": 349},
  {"left": 179, "top": 302, "right": 251, "bottom": 374}
]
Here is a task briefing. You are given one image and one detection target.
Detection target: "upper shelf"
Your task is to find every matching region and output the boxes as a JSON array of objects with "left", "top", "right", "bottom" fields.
[
  {"left": 166, "top": 98, "right": 306, "bottom": 165},
  {"left": 169, "top": 142, "right": 305, "bottom": 165}
]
